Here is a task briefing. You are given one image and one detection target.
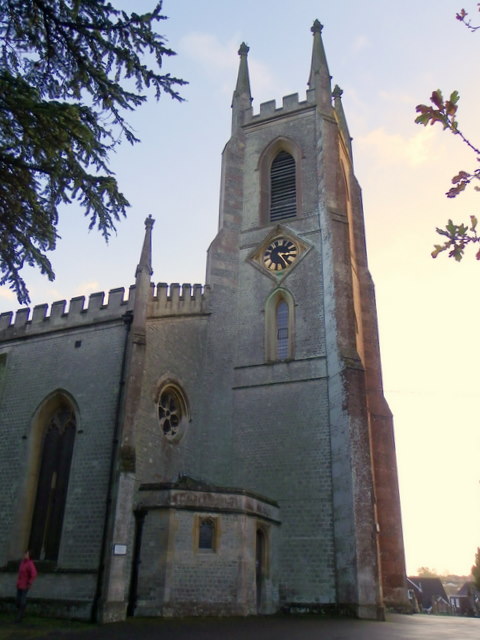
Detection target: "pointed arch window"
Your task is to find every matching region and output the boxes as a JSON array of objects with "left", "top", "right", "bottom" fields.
[
  {"left": 270, "top": 151, "right": 296, "bottom": 221},
  {"left": 265, "top": 289, "right": 295, "bottom": 362},
  {"left": 199, "top": 518, "right": 215, "bottom": 550},
  {"left": 195, "top": 515, "right": 218, "bottom": 552},
  {"left": 29, "top": 404, "right": 76, "bottom": 561}
]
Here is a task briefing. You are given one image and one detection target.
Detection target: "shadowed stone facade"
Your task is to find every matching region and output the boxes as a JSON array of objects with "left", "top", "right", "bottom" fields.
[{"left": 0, "top": 22, "right": 408, "bottom": 622}]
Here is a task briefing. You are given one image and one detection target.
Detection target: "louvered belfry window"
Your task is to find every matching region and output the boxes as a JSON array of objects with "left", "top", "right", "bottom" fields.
[{"left": 270, "top": 151, "right": 296, "bottom": 221}]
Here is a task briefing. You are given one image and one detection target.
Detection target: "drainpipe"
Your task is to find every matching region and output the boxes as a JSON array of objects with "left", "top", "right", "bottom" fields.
[{"left": 91, "top": 310, "right": 133, "bottom": 622}]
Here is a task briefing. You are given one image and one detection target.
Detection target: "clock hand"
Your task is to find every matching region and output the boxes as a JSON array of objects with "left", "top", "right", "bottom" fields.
[{"left": 279, "top": 251, "right": 294, "bottom": 264}]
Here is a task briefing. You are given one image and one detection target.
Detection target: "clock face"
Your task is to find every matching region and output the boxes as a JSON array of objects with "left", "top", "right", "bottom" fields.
[{"left": 263, "top": 238, "right": 298, "bottom": 271}]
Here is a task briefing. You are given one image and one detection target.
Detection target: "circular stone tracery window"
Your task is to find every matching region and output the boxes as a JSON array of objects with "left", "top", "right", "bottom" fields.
[{"left": 158, "top": 385, "right": 189, "bottom": 442}]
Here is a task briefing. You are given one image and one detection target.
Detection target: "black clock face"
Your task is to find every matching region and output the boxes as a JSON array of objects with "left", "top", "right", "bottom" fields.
[{"left": 263, "top": 238, "right": 298, "bottom": 271}]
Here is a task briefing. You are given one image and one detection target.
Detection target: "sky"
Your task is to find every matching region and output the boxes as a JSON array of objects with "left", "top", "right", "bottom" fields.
[{"left": 1, "top": 1, "right": 479, "bottom": 576}]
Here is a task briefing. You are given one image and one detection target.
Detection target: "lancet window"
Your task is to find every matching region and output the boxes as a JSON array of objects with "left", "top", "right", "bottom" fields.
[
  {"left": 29, "top": 403, "right": 76, "bottom": 561},
  {"left": 265, "top": 289, "right": 295, "bottom": 362}
]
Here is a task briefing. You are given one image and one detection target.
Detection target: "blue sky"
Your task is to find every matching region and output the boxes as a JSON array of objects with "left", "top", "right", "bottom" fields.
[{"left": 1, "top": 1, "right": 479, "bottom": 575}]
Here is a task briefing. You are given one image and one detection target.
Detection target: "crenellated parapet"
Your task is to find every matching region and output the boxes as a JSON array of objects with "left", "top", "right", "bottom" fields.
[
  {"left": 0, "top": 282, "right": 212, "bottom": 341},
  {"left": 149, "top": 283, "right": 210, "bottom": 318},
  {"left": 247, "top": 92, "right": 316, "bottom": 126},
  {"left": 0, "top": 287, "right": 135, "bottom": 341}
]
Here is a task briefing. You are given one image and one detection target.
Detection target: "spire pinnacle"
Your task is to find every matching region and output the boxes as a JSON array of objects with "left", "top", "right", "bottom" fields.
[
  {"left": 311, "top": 18, "right": 323, "bottom": 35},
  {"left": 233, "top": 42, "right": 252, "bottom": 101},
  {"left": 238, "top": 42, "right": 249, "bottom": 57},
  {"left": 332, "top": 84, "right": 343, "bottom": 99},
  {"left": 231, "top": 41, "right": 252, "bottom": 131},
  {"left": 136, "top": 215, "right": 154, "bottom": 279},
  {"left": 308, "top": 19, "right": 332, "bottom": 110},
  {"left": 333, "top": 85, "right": 353, "bottom": 158}
]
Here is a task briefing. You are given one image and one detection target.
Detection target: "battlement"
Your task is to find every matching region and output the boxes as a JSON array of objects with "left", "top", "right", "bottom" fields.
[
  {"left": 249, "top": 90, "right": 316, "bottom": 124},
  {"left": 0, "top": 287, "right": 135, "bottom": 341},
  {"left": 0, "top": 282, "right": 211, "bottom": 342},
  {"left": 149, "top": 283, "right": 210, "bottom": 317}
]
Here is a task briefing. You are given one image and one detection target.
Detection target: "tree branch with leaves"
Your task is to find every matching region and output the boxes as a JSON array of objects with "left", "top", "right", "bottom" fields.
[
  {"left": 456, "top": 4, "right": 480, "bottom": 31},
  {"left": 415, "top": 5, "right": 480, "bottom": 261},
  {"left": 0, "top": 0, "right": 186, "bottom": 304},
  {"left": 415, "top": 89, "right": 480, "bottom": 261}
]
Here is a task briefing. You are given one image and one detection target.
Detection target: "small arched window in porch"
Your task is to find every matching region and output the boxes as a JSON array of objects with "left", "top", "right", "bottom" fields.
[
  {"left": 199, "top": 518, "right": 215, "bottom": 550},
  {"left": 197, "top": 516, "right": 218, "bottom": 552}
]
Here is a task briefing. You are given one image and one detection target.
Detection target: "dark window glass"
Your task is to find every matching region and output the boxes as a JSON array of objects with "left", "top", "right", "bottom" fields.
[
  {"left": 158, "top": 389, "right": 181, "bottom": 437},
  {"left": 29, "top": 405, "right": 76, "bottom": 561},
  {"left": 199, "top": 519, "right": 215, "bottom": 550},
  {"left": 276, "top": 300, "right": 289, "bottom": 359}
]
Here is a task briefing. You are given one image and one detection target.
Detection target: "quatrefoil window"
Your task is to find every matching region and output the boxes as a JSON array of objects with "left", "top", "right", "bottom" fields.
[{"left": 157, "top": 384, "right": 189, "bottom": 442}]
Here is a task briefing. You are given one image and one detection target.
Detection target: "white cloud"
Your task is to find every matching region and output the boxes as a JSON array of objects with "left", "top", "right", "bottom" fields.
[
  {"left": 249, "top": 58, "right": 278, "bottom": 102},
  {"left": 357, "top": 125, "right": 439, "bottom": 167},
  {"left": 352, "top": 34, "right": 370, "bottom": 53},
  {"left": 378, "top": 88, "right": 417, "bottom": 105},
  {"left": 0, "top": 287, "right": 14, "bottom": 302},
  {"left": 179, "top": 31, "right": 277, "bottom": 100},
  {"left": 74, "top": 281, "right": 100, "bottom": 297},
  {"left": 180, "top": 32, "right": 238, "bottom": 73}
]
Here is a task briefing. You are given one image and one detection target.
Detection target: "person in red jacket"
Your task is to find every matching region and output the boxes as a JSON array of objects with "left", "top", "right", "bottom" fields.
[{"left": 15, "top": 550, "right": 37, "bottom": 622}]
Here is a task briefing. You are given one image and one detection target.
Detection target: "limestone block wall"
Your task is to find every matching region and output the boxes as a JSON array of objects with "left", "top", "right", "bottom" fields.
[
  {"left": 135, "top": 284, "right": 211, "bottom": 486},
  {"left": 231, "top": 377, "right": 335, "bottom": 605},
  {"left": 134, "top": 485, "right": 280, "bottom": 616},
  {"left": 12, "top": 573, "right": 98, "bottom": 619},
  {"left": 0, "top": 296, "right": 128, "bottom": 615}
]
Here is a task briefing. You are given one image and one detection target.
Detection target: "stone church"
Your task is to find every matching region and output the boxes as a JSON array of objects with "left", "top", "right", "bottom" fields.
[{"left": 0, "top": 22, "right": 408, "bottom": 622}]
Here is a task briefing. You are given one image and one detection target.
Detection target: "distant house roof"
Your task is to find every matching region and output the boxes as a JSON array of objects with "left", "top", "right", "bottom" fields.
[
  {"left": 457, "top": 581, "right": 480, "bottom": 598},
  {"left": 408, "top": 577, "right": 450, "bottom": 609}
]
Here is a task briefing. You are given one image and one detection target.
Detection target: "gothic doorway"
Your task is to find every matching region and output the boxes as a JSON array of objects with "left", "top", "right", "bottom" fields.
[
  {"left": 255, "top": 528, "right": 265, "bottom": 613},
  {"left": 127, "top": 509, "right": 146, "bottom": 617}
]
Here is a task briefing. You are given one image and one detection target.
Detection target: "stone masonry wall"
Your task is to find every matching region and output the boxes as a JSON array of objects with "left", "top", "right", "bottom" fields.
[
  {"left": 223, "top": 100, "right": 337, "bottom": 607},
  {"left": 134, "top": 487, "right": 279, "bottom": 617},
  {"left": 0, "top": 317, "right": 127, "bottom": 611}
]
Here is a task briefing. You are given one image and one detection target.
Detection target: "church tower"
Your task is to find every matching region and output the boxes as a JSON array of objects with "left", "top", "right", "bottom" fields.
[{"left": 204, "top": 20, "right": 408, "bottom": 617}]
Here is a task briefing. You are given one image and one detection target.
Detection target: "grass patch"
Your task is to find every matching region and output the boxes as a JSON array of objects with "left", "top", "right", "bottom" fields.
[{"left": 0, "top": 612, "right": 96, "bottom": 640}]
